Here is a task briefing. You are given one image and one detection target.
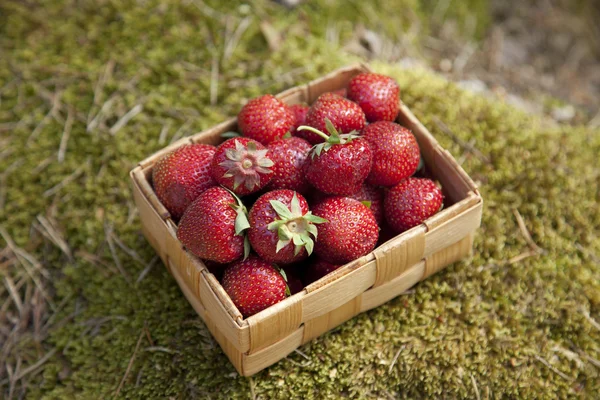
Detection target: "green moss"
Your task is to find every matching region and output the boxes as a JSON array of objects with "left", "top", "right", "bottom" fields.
[
  {"left": 1, "top": 1, "right": 599, "bottom": 399},
  {"left": 420, "top": 0, "right": 490, "bottom": 39}
]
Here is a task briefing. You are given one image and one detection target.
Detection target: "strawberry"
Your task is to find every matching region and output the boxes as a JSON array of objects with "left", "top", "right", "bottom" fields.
[
  {"left": 266, "top": 137, "right": 312, "bottom": 194},
  {"left": 202, "top": 259, "right": 227, "bottom": 281},
  {"left": 152, "top": 144, "right": 216, "bottom": 221},
  {"left": 282, "top": 265, "right": 304, "bottom": 295},
  {"left": 348, "top": 183, "right": 384, "bottom": 224},
  {"left": 248, "top": 190, "right": 327, "bottom": 264},
  {"left": 289, "top": 104, "right": 309, "bottom": 135},
  {"left": 177, "top": 186, "right": 250, "bottom": 264},
  {"left": 384, "top": 177, "right": 443, "bottom": 233},
  {"left": 238, "top": 94, "right": 295, "bottom": 145},
  {"left": 299, "top": 93, "right": 366, "bottom": 144},
  {"left": 311, "top": 197, "right": 379, "bottom": 264},
  {"left": 362, "top": 121, "right": 420, "bottom": 187},
  {"left": 347, "top": 72, "right": 400, "bottom": 122},
  {"left": 309, "top": 183, "right": 384, "bottom": 224},
  {"left": 376, "top": 222, "right": 397, "bottom": 247},
  {"left": 222, "top": 255, "right": 287, "bottom": 318},
  {"left": 211, "top": 137, "right": 274, "bottom": 196},
  {"left": 299, "top": 120, "right": 373, "bottom": 196},
  {"left": 303, "top": 259, "right": 341, "bottom": 285}
]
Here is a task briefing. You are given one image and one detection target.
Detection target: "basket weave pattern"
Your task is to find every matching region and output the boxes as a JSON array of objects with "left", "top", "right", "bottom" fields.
[{"left": 130, "top": 64, "right": 483, "bottom": 376}]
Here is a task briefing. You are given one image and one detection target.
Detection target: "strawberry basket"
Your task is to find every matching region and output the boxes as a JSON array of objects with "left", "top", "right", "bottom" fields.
[{"left": 130, "top": 63, "right": 483, "bottom": 376}]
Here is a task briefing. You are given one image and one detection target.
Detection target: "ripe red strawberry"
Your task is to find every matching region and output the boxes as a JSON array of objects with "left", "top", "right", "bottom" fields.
[
  {"left": 362, "top": 121, "right": 420, "bottom": 187},
  {"left": 384, "top": 177, "right": 443, "bottom": 233},
  {"left": 299, "top": 93, "right": 366, "bottom": 144},
  {"left": 376, "top": 222, "right": 397, "bottom": 247},
  {"left": 312, "top": 197, "right": 379, "bottom": 264},
  {"left": 177, "top": 186, "right": 250, "bottom": 263},
  {"left": 348, "top": 183, "right": 384, "bottom": 224},
  {"left": 299, "top": 120, "right": 373, "bottom": 196},
  {"left": 310, "top": 183, "right": 384, "bottom": 224},
  {"left": 289, "top": 104, "right": 309, "bottom": 135},
  {"left": 347, "top": 72, "right": 400, "bottom": 122},
  {"left": 282, "top": 265, "right": 304, "bottom": 295},
  {"left": 211, "top": 137, "right": 274, "bottom": 196},
  {"left": 202, "top": 259, "right": 227, "bottom": 281},
  {"left": 152, "top": 144, "right": 216, "bottom": 221},
  {"left": 222, "top": 255, "right": 287, "bottom": 318},
  {"left": 238, "top": 94, "right": 295, "bottom": 145},
  {"left": 303, "top": 259, "right": 341, "bottom": 285},
  {"left": 266, "top": 137, "right": 311, "bottom": 194},
  {"left": 248, "top": 190, "right": 327, "bottom": 264}
]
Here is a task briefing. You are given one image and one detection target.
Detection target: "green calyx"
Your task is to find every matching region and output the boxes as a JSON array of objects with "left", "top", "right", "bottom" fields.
[
  {"left": 275, "top": 266, "right": 292, "bottom": 297},
  {"left": 266, "top": 193, "right": 327, "bottom": 256},
  {"left": 297, "top": 118, "right": 360, "bottom": 158},
  {"left": 225, "top": 187, "right": 251, "bottom": 260}
]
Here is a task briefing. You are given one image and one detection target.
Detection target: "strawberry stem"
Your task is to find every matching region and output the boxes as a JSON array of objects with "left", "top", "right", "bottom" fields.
[{"left": 297, "top": 125, "right": 330, "bottom": 141}]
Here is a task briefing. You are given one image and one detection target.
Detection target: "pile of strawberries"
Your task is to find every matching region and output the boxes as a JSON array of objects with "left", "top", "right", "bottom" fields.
[{"left": 152, "top": 73, "right": 443, "bottom": 318}]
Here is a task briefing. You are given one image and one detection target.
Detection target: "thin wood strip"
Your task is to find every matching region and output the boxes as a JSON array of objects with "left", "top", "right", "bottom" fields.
[
  {"left": 171, "top": 250, "right": 205, "bottom": 298},
  {"left": 301, "top": 296, "right": 362, "bottom": 344},
  {"left": 203, "top": 271, "right": 245, "bottom": 325},
  {"left": 373, "top": 225, "right": 426, "bottom": 287},
  {"left": 424, "top": 192, "right": 480, "bottom": 231},
  {"left": 246, "top": 294, "right": 303, "bottom": 353},
  {"left": 276, "top": 85, "right": 309, "bottom": 105},
  {"left": 242, "top": 325, "right": 304, "bottom": 376},
  {"left": 431, "top": 146, "right": 475, "bottom": 203},
  {"left": 198, "top": 273, "right": 250, "bottom": 352},
  {"left": 304, "top": 253, "right": 375, "bottom": 293},
  {"left": 130, "top": 169, "right": 169, "bottom": 263},
  {"left": 131, "top": 166, "right": 170, "bottom": 220},
  {"left": 301, "top": 312, "right": 329, "bottom": 344},
  {"left": 361, "top": 261, "right": 426, "bottom": 312},
  {"left": 302, "top": 259, "right": 376, "bottom": 321},
  {"left": 167, "top": 257, "right": 206, "bottom": 318},
  {"left": 424, "top": 232, "right": 474, "bottom": 279},
  {"left": 204, "top": 316, "right": 245, "bottom": 375},
  {"left": 424, "top": 198, "right": 482, "bottom": 257}
]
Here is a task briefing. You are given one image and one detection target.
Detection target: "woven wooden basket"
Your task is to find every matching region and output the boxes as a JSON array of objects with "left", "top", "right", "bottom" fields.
[{"left": 130, "top": 63, "right": 483, "bottom": 376}]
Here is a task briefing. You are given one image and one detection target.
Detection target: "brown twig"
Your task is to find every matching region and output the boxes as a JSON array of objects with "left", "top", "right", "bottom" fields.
[
  {"left": 57, "top": 109, "right": 74, "bottom": 163},
  {"left": 512, "top": 209, "right": 544, "bottom": 254},
  {"left": 113, "top": 329, "right": 145, "bottom": 398},
  {"left": 3, "top": 276, "right": 23, "bottom": 316},
  {"left": 388, "top": 346, "right": 405, "bottom": 374},
  {"left": 109, "top": 104, "right": 143, "bottom": 136},
  {"left": 104, "top": 223, "right": 132, "bottom": 285},
  {"left": 432, "top": 117, "right": 492, "bottom": 165},
  {"left": 43, "top": 163, "right": 86, "bottom": 198},
  {"left": 35, "top": 215, "right": 73, "bottom": 261},
  {"left": 136, "top": 256, "right": 158, "bottom": 284},
  {"left": 533, "top": 355, "right": 573, "bottom": 382},
  {"left": 210, "top": 54, "right": 219, "bottom": 106},
  {"left": 470, "top": 374, "right": 481, "bottom": 400}
]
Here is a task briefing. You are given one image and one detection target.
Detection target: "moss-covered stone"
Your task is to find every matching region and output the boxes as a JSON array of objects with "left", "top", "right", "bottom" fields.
[{"left": 2, "top": 0, "right": 599, "bottom": 399}]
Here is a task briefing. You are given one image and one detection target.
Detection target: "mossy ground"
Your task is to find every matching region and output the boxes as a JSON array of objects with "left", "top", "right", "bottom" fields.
[{"left": 1, "top": 0, "right": 599, "bottom": 399}]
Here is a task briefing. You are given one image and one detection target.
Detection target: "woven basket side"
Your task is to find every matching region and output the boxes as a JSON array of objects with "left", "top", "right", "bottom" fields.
[
  {"left": 424, "top": 195, "right": 483, "bottom": 257},
  {"left": 372, "top": 226, "right": 426, "bottom": 287},
  {"left": 237, "top": 229, "right": 476, "bottom": 376}
]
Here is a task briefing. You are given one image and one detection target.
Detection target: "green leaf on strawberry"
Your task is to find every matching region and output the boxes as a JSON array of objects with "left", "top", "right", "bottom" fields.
[{"left": 265, "top": 192, "right": 327, "bottom": 256}]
